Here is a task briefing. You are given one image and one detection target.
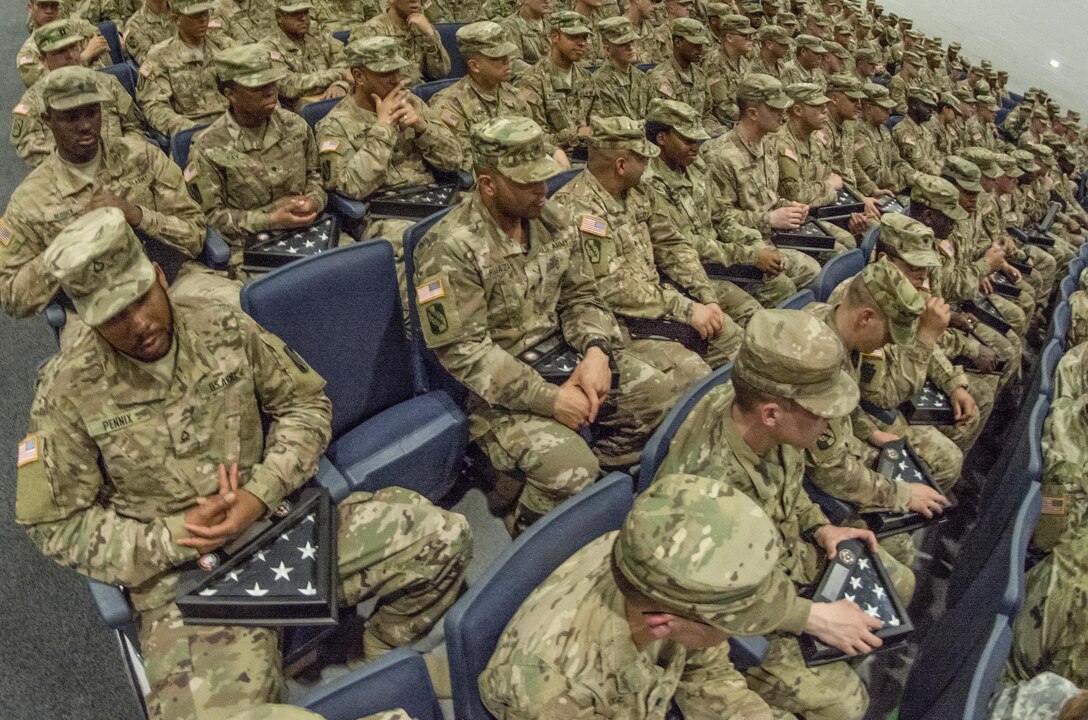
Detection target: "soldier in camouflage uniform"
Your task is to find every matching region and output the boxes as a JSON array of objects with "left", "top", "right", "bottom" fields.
[
  {"left": 657, "top": 308, "right": 910, "bottom": 720},
  {"left": 352, "top": 0, "right": 451, "bottom": 86},
  {"left": 0, "top": 67, "right": 207, "bottom": 321},
  {"left": 823, "top": 74, "right": 891, "bottom": 213},
  {"left": 704, "top": 12, "right": 756, "bottom": 124},
  {"left": 643, "top": 99, "right": 799, "bottom": 309},
  {"left": 498, "top": 0, "right": 550, "bottom": 75},
  {"left": 621, "top": 0, "right": 661, "bottom": 64},
  {"left": 748, "top": 23, "right": 792, "bottom": 80},
  {"left": 17, "top": 0, "right": 110, "bottom": 89},
  {"left": 992, "top": 151, "right": 1059, "bottom": 305},
  {"left": 886, "top": 49, "right": 922, "bottom": 115},
  {"left": 137, "top": 0, "right": 234, "bottom": 136},
  {"left": 855, "top": 82, "right": 913, "bottom": 193},
  {"left": 989, "top": 673, "right": 1087, "bottom": 720},
  {"left": 781, "top": 33, "right": 827, "bottom": 86},
  {"left": 217, "top": 0, "right": 276, "bottom": 43},
  {"left": 892, "top": 87, "right": 943, "bottom": 179},
  {"left": 261, "top": 0, "right": 353, "bottom": 109},
  {"left": 554, "top": 115, "right": 744, "bottom": 368},
  {"left": 516, "top": 10, "right": 596, "bottom": 154},
  {"left": 15, "top": 208, "right": 471, "bottom": 720},
  {"left": 931, "top": 92, "right": 964, "bottom": 157},
  {"left": 185, "top": 45, "right": 326, "bottom": 274},
  {"left": 124, "top": 0, "right": 226, "bottom": 66},
  {"left": 480, "top": 473, "right": 803, "bottom": 719},
  {"left": 11, "top": 21, "right": 144, "bottom": 169},
  {"left": 646, "top": 18, "right": 730, "bottom": 137},
  {"left": 413, "top": 116, "right": 692, "bottom": 534},
  {"left": 641, "top": 0, "right": 694, "bottom": 68},
  {"left": 591, "top": 16, "right": 652, "bottom": 120}
]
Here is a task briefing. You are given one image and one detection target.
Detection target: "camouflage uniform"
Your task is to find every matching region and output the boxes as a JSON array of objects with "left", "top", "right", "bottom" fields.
[
  {"left": 988, "top": 673, "right": 1084, "bottom": 720},
  {"left": 414, "top": 117, "right": 690, "bottom": 530},
  {"left": 702, "top": 14, "right": 755, "bottom": 124},
  {"left": 646, "top": 19, "right": 729, "bottom": 137},
  {"left": 17, "top": 16, "right": 107, "bottom": 89},
  {"left": 591, "top": 17, "right": 653, "bottom": 120},
  {"left": 261, "top": 16, "right": 351, "bottom": 107},
  {"left": 891, "top": 99, "right": 943, "bottom": 178},
  {"left": 823, "top": 75, "right": 875, "bottom": 194},
  {"left": 885, "top": 59, "right": 920, "bottom": 115},
  {"left": 310, "top": 0, "right": 369, "bottom": 33},
  {"left": 430, "top": 76, "right": 538, "bottom": 173},
  {"left": 352, "top": 11, "right": 451, "bottom": 86},
  {"left": 16, "top": 209, "right": 471, "bottom": 720},
  {"left": 424, "top": 0, "right": 479, "bottom": 23},
  {"left": 657, "top": 309, "right": 913, "bottom": 720},
  {"left": 220, "top": 0, "right": 277, "bottom": 43},
  {"left": 480, "top": 474, "right": 798, "bottom": 720},
  {"left": 123, "top": 3, "right": 184, "bottom": 65},
  {"left": 779, "top": 35, "right": 827, "bottom": 87},
  {"left": 499, "top": 10, "right": 549, "bottom": 73}
]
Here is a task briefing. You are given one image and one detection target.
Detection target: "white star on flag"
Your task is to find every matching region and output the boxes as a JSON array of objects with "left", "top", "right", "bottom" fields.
[
  {"left": 864, "top": 604, "right": 881, "bottom": 618},
  {"left": 887, "top": 616, "right": 901, "bottom": 627},
  {"left": 849, "top": 576, "right": 863, "bottom": 590},
  {"left": 299, "top": 582, "right": 317, "bottom": 596},
  {"left": 199, "top": 587, "right": 217, "bottom": 596},
  {"left": 872, "top": 585, "right": 887, "bottom": 600},
  {"left": 858, "top": 558, "right": 870, "bottom": 570},
  {"left": 272, "top": 562, "right": 294, "bottom": 581},
  {"left": 255, "top": 550, "right": 267, "bottom": 562},
  {"left": 844, "top": 593, "right": 856, "bottom": 603},
  {"left": 227, "top": 569, "right": 242, "bottom": 582},
  {"left": 298, "top": 542, "right": 317, "bottom": 560},
  {"left": 246, "top": 583, "right": 269, "bottom": 597}
]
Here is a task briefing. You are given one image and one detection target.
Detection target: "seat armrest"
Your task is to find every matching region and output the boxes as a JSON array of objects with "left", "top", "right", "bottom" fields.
[{"left": 199, "top": 228, "right": 231, "bottom": 270}]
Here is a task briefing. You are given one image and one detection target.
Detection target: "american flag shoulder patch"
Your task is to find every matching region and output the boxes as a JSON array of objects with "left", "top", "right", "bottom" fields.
[
  {"left": 815, "top": 129, "right": 829, "bottom": 146},
  {"left": 862, "top": 347, "right": 884, "bottom": 359},
  {"left": 0, "top": 217, "right": 13, "bottom": 246},
  {"left": 781, "top": 146, "right": 799, "bottom": 163},
  {"left": 208, "top": 18, "right": 223, "bottom": 28},
  {"left": 269, "top": 50, "right": 283, "bottom": 61},
  {"left": 659, "top": 83, "right": 674, "bottom": 98},
  {"left": 579, "top": 215, "right": 608, "bottom": 237},
  {"left": 416, "top": 277, "right": 445, "bottom": 304},
  {"left": 17, "top": 435, "right": 39, "bottom": 467},
  {"left": 319, "top": 138, "right": 340, "bottom": 153},
  {"left": 939, "top": 239, "right": 955, "bottom": 258},
  {"left": 13, "top": 103, "right": 29, "bottom": 115},
  {"left": 1041, "top": 496, "right": 1066, "bottom": 515},
  {"left": 440, "top": 108, "right": 460, "bottom": 128},
  {"left": 139, "top": 63, "right": 153, "bottom": 78},
  {"left": 183, "top": 164, "right": 198, "bottom": 182},
  {"left": 17, "top": 54, "right": 34, "bottom": 67}
]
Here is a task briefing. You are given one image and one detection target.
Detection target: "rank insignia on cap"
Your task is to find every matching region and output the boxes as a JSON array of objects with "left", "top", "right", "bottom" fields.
[
  {"left": 579, "top": 215, "right": 607, "bottom": 237},
  {"left": 319, "top": 138, "right": 340, "bottom": 153},
  {"left": 17, "top": 435, "right": 39, "bottom": 467},
  {"left": 440, "top": 108, "right": 460, "bottom": 127},
  {"left": 782, "top": 146, "right": 799, "bottom": 163},
  {"left": 0, "top": 218, "right": 13, "bottom": 246},
  {"left": 416, "top": 277, "right": 445, "bottom": 304}
]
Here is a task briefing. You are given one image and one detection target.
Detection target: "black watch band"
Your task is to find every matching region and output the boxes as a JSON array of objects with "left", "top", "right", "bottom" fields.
[{"left": 584, "top": 339, "right": 613, "bottom": 358}]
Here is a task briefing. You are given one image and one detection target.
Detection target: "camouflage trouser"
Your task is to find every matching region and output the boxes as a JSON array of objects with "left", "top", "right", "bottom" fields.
[
  {"left": 1019, "top": 244, "right": 1057, "bottom": 307},
  {"left": 709, "top": 278, "right": 763, "bottom": 328},
  {"left": 989, "top": 293, "right": 1029, "bottom": 337},
  {"left": 781, "top": 248, "right": 821, "bottom": 289},
  {"left": 949, "top": 322, "right": 1022, "bottom": 389},
  {"left": 938, "top": 371, "right": 998, "bottom": 452},
  {"left": 705, "top": 314, "right": 745, "bottom": 368},
  {"left": 171, "top": 263, "right": 244, "bottom": 307},
  {"left": 138, "top": 488, "right": 471, "bottom": 720},
  {"left": 1046, "top": 230, "right": 1080, "bottom": 269},
  {"left": 747, "top": 271, "right": 797, "bottom": 309}
]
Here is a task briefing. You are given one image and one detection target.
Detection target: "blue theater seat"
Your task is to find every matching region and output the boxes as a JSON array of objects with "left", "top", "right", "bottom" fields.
[
  {"left": 300, "top": 647, "right": 443, "bottom": 720},
  {"left": 412, "top": 77, "right": 458, "bottom": 103},
  {"left": 98, "top": 21, "right": 125, "bottom": 65},
  {"left": 812, "top": 248, "right": 865, "bottom": 302},
  {"left": 1037, "top": 338, "right": 1063, "bottom": 401},
  {"left": 99, "top": 62, "right": 136, "bottom": 100},
  {"left": 776, "top": 289, "right": 815, "bottom": 310},
  {"left": 436, "top": 23, "right": 468, "bottom": 78}
]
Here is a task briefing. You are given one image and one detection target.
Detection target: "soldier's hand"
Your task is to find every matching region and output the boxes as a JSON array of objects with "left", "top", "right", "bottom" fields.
[
  {"left": 950, "top": 386, "right": 976, "bottom": 424},
  {"left": 322, "top": 84, "right": 348, "bottom": 100},
  {"left": 1000, "top": 261, "right": 1022, "bottom": 283},
  {"left": 907, "top": 482, "right": 950, "bottom": 519},
  {"left": 813, "top": 524, "right": 880, "bottom": 558},
  {"left": 180, "top": 488, "right": 267, "bottom": 553},
  {"left": 848, "top": 212, "right": 870, "bottom": 235},
  {"left": 81, "top": 34, "right": 110, "bottom": 64},
  {"left": 373, "top": 84, "right": 411, "bottom": 127},
  {"left": 755, "top": 247, "right": 785, "bottom": 275},
  {"left": 177, "top": 463, "right": 240, "bottom": 553},
  {"left": 983, "top": 242, "right": 1006, "bottom": 271},
  {"left": 949, "top": 311, "right": 978, "bottom": 333},
  {"left": 552, "top": 382, "right": 592, "bottom": 431},
  {"left": 570, "top": 347, "right": 612, "bottom": 422},
  {"left": 86, "top": 192, "right": 143, "bottom": 228},
  {"left": 979, "top": 275, "right": 993, "bottom": 296},
  {"left": 689, "top": 302, "right": 724, "bottom": 339},
  {"left": 862, "top": 196, "right": 882, "bottom": 220},
  {"left": 553, "top": 148, "right": 572, "bottom": 170},
  {"left": 918, "top": 295, "right": 951, "bottom": 346},
  {"left": 828, "top": 172, "right": 844, "bottom": 190},
  {"left": 973, "top": 345, "right": 998, "bottom": 373},
  {"left": 406, "top": 12, "right": 437, "bottom": 35},
  {"left": 397, "top": 101, "right": 426, "bottom": 132},
  {"left": 769, "top": 204, "right": 807, "bottom": 230},
  {"left": 872, "top": 188, "right": 894, "bottom": 199},
  {"left": 1066, "top": 218, "right": 1080, "bottom": 234},
  {"left": 805, "top": 599, "right": 884, "bottom": 656},
  {"left": 268, "top": 197, "right": 319, "bottom": 229}
]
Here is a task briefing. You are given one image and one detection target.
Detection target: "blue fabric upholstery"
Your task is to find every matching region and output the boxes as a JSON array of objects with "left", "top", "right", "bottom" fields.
[
  {"left": 1050, "top": 300, "right": 1070, "bottom": 344},
  {"left": 1037, "top": 338, "right": 1062, "bottom": 401},
  {"left": 1067, "top": 257, "right": 1085, "bottom": 282},
  {"left": 331, "top": 30, "right": 349, "bottom": 44},
  {"left": 437, "top": 23, "right": 468, "bottom": 78},
  {"left": 1001, "top": 485, "right": 1042, "bottom": 617},
  {"left": 546, "top": 169, "right": 582, "bottom": 197},
  {"left": 99, "top": 62, "right": 135, "bottom": 99},
  {"left": 198, "top": 228, "right": 231, "bottom": 270},
  {"left": 169, "top": 124, "right": 208, "bottom": 169},
  {"left": 87, "top": 579, "right": 132, "bottom": 629},
  {"left": 412, "top": 77, "right": 458, "bottom": 103},
  {"left": 300, "top": 97, "right": 342, "bottom": 128},
  {"left": 777, "top": 289, "right": 815, "bottom": 310},
  {"left": 886, "top": 114, "right": 904, "bottom": 129},
  {"left": 444, "top": 473, "right": 634, "bottom": 720},
  {"left": 98, "top": 21, "right": 125, "bottom": 64},
  {"left": 1060, "top": 274, "right": 1077, "bottom": 301},
  {"left": 812, "top": 248, "right": 865, "bottom": 302},
  {"left": 860, "top": 224, "right": 880, "bottom": 259},
  {"left": 962, "top": 617, "right": 1014, "bottom": 720},
  {"left": 241, "top": 240, "right": 467, "bottom": 500},
  {"left": 300, "top": 647, "right": 443, "bottom": 720}
]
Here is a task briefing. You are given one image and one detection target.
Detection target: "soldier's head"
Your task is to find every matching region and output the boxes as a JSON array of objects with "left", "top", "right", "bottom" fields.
[
  {"left": 664, "top": 0, "right": 692, "bottom": 20},
  {"left": 646, "top": 99, "right": 707, "bottom": 170},
  {"left": 731, "top": 309, "right": 858, "bottom": 447},
  {"left": 941, "top": 156, "right": 982, "bottom": 214},
  {"left": 622, "top": 0, "right": 654, "bottom": 22},
  {"left": 389, "top": 0, "right": 423, "bottom": 21},
  {"left": 861, "top": 82, "right": 896, "bottom": 125},
  {"left": 821, "top": 40, "right": 850, "bottom": 74},
  {"left": 875, "top": 213, "right": 940, "bottom": 289},
  {"left": 586, "top": 115, "right": 659, "bottom": 191},
  {"left": 215, "top": 45, "right": 286, "bottom": 126},
  {"left": 39, "top": 66, "right": 105, "bottom": 164},
  {"left": 715, "top": 14, "right": 755, "bottom": 56},
  {"left": 1010, "top": 148, "right": 1040, "bottom": 185},
  {"left": 274, "top": 0, "right": 312, "bottom": 39},
  {"left": 946, "top": 41, "right": 960, "bottom": 61},
  {"left": 670, "top": 18, "right": 711, "bottom": 65},
  {"left": 345, "top": 36, "right": 411, "bottom": 97},
  {"left": 170, "top": 0, "right": 214, "bottom": 43},
  {"left": 853, "top": 48, "right": 879, "bottom": 81},
  {"left": 455, "top": 23, "right": 514, "bottom": 86},
  {"left": 994, "top": 152, "right": 1023, "bottom": 195},
  {"left": 936, "top": 93, "right": 962, "bottom": 126},
  {"left": 548, "top": 11, "right": 590, "bottom": 64},
  {"left": 1059, "top": 691, "right": 1088, "bottom": 720},
  {"left": 736, "top": 73, "right": 792, "bottom": 134},
  {"left": 471, "top": 116, "right": 561, "bottom": 221},
  {"left": 908, "top": 174, "right": 967, "bottom": 240},
  {"left": 899, "top": 50, "right": 922, "bottom": 78},
  {"left": 960, "top": 147, "right": 1002, "bottom": 194},
  {"left": 28, "top": 0, "right": 62, "bottom": 28},
  {"left": 785, "top": 82, "right": 830, "bottom": 134},
  {"left": 44, "top": 208, "right": 174, "bottom": 362},
  {"left": 794, "top": 34, "right": 826, "bottom": 70},
  {"left": 756, "top": 24, "right": 791, "bottom": 60},
  {"left": 838, "top": 258, "right": 923, "bottom": 352},
  {"left": 826, "top": 74, "right": 864, "bottom": 122},
  {"left": 613, "top": 473, "right": 794, "bottom": 645},
  {"left": 597, "top": 16, "right": 640, "bottom": 66},
  {"left": 905, "top": 87, "right": 937, "bottom": 123},
  {"left": 33, "top": 18, "right": 83, "bottom": 71}
]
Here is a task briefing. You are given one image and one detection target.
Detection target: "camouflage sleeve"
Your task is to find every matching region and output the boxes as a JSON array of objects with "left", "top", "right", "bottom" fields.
[
  {"left": 109, "top": 77, "right": 144, "bottom": 138},
  {"left": 16, "top": 50, "right": 43, "bottom": 89},
  {"left": 302, "top": 123, "right": 328, "bottom": 213},
  {"left": 137, "top": 60, "right": 200, "bottom": 136},
  {"left": 891, "top": 127, "right": 927, "bottom": 182},
  {"left": 10, "top": 103, "right": 51, "bottom": 169},
  {"left": 888, "top": 77, "right": 907, "bottom": 115},
  {"left": 414, "top": 98, "right": 465, "bottom": 174},
  {"left": 835, "top": 126, "right": 858, "bottom": 189},
  {"left": 929, "top": 347, "right": 967, "bottom": 398},
  {"left": 418, "top": 26, "right": 452, "bottom": 81},
  {"left": 138, "top": 140, "right": 207, "bottom": 257},
  {"left": 187, "top": 139, "right": 259, "bottom": 242},
  {"left": 806, "top": 417, "right": 913, "bottom": 513},
  {"left": 0, "top": 200, "right": 57, "bottom": 317},
  {"left": 427, "top": 87, "right": 474, "bottom": 172},
  {"left": 121, "top": 23, "right": 151, "bottom": 65},
  {"left": 859, "top": 344, "right": 932, "bottom": 409},
  {"left": 777, "top": 144, "right": 836, "bottom": 207},
  {"left": 1053, "top": 345, "right": 1088, "bottom": 402},
  {"left": 884, "top": 128, "right": 916, "bottom": 189},
  {"left": 1040, "top": 395, "right": 1088, "bottom": 544},
  {"left": 648, "top": 192, "right": 717, "bottom": 305},
  {"left": 519, "top": 74, "right": 580, "bottom": 151},
  {"left": 552, "top": 208, "right": 622, "bottom": 352},
  {"left": 479, "top": 657, "right": 610, "bottom": 720},
  {"left": 674, "top": 643, "right": 779, "bottom": 720},
  {"left": 931, "top": 239, "right": 988, "bottom": 303},
  {"left": 268, "top": 46, "right": 346, "bottom": 100},
  {"left": 849, "top": 130, "right": 878, "bottom": 196},
  {"left": 319, "top": 115, "right": 396, "bottom": 200},
  {"left": 708, "top": 153, "right": 774, "bottom": 236}
]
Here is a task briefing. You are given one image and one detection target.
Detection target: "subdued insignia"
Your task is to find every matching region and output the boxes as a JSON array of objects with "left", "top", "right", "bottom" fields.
[
  {"left": 426, "top": 302, "right": 449, "bottom": 335},
  {"left": 440, "top": 108, "right": 460, "bottom": 128},
  {"left": 815, "top": 424, "right": 837, "bottom": 451},
  {"left": 860, "top": 361, "right": 877, "bottom": 385},
  {"left": 139, "top": 63, "right": 153, "bottom": 78},
  {"left": 782, "top": 146, "right": 799, "bottom": 163},
  {"left": 283, "top": 345, "right": 311, "bottom": 373},
  {"left": 584, "top": 235, "right": 601, "bottom": 264},
  {"left": 659, "top": 83, "right": 674, "bottom": 98},
  {"left": 319, "top": 138, "right": 340, "bottom": 153},
  {"left": 87, "top": 407, "right": 153, "bottom": 437}
]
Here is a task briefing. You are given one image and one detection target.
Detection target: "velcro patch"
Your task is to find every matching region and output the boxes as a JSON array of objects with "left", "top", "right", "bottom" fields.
[
  {"left": 1041, "top": 496, "right": 1066, "bottom": 515},
  {"left": 13, "top": 103, "right": 29, "bottom": 115},
  {"left": 269, "top": 50, "right": 283, "bottom": 61},
  {"left": 416, "top": 277, "right": 445, "bottom": 304},
  {"left": 579, "top": 215, "right": 607, "bottom": 237},
  {"left": 208, "top": 18, "right": 223, "bottom": 28},
  {"left": 781, "top": 146, "right": 799, "bottom": 163},
  {"left": 815, "top": 129, "right": 829, "bottom": 146},
  {"left": 440, "top": 108, "right": 460, "bottom": 128},
  {"left": 139, "top": 63, "right": 153, "bottom": 78},
  {"left": 520, "top": 88, "right": 539, "bottom": 104},
  {"left": 319, "top": 138, "right": 340, "bottom": 153},
  {"left": 862, "top": 347, "right": 884, "bottom": 358},
  {"left": 17, "top": 435, "right": 39, "bottom": 467}
]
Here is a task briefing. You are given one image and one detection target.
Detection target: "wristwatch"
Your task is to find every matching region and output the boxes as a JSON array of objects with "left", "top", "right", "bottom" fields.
[{"left": 584, "top": 339, "right": 613, "bottom": 359}]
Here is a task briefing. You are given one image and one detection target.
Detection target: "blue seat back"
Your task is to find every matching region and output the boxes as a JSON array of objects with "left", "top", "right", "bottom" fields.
[
  {"left": 777, "top": 289, "right": 815, "bottom": 310},
  {"left": 436, "top": 23, "right": 468, "bottom": 78},
  {"left": 1037, "top": 338, "right": 1062, "bottom": 401},
  {"left": 301, "top": 647, "right": 443, "bottom": 720},
  {"left": 995, "top": 107, "right": 1010, "bottom": 127},
  {"left": 1060, "top": 274, "right": 1077, "bottom": 301},
  {"left": 909, "top": 616, "right": 1012, "bottom": 720},
  {"left": 331, "top": 30, "right": 349, "bottom": 44},
  {"left": 98, "top": 21, "right": 125, "bottom": 65},
  {"left": 637, "top": 363, "right": 733, "bottom": 493},
  {"left": 99, "top": 62, "right": 136, "bottom": 99},
  {"left": 1067, "top": 257, "right": 1085, "bottom": 282},
  {"left": 412, "top": 77, "right": 458, "bottom": 103},
  {"left": 444, "top": 472, "right": 634, "bottom": 720},
  {"left": 812, "top": 248, "right": 866, "bottom": 302},
  {"left": 1001, "top": 485, "right": 1042, "bottom": 617},
  {"left": 859, "top": 224, "right": 880, "bottom": 260},
  {"left": 963, "top": 617, "right": 1014, "bottom": 720},
  {"left": 300, "top": 97, "right": 343, "bottom": 129},
  {"left": 1051, "top": 300, "right": 1070, "bottom": 344},
  {"left": 170, "top": 124, "right": 209, "bottom": 169},
  {"left": 636, "top": 62, "right": 656, "bottom": 72},
  {"left": 241, "top": 241, "right": 422, "bottom": 440},
  {"left": 546, "top": 168, "right": 582, "bottom": 197},
  {"left": 886, "top": 114, "right": 904, "bottom": 129},
  {"left": 1079, "top": 240, "right": 1088, "bottom": 261}
]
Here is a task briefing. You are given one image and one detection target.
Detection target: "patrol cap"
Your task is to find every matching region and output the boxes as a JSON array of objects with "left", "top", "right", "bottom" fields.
[
  {"left": 1028, "top": 142, "right": 1056, "bottom": 166},
  {"left": 794, "top": 34, "right": 827, "bottom": 52},
  {"left": 42, "top": 207, "right": 157, "bottom": 328},
  {"left": 960, "top": 147, "right": 1002, "bottom": 179},
  {"left": 879, "top": 213, "right": 940, "bottom": 268},
  {"left": 776, "top": 11, "right": 798, "bottom": 28},
  {"left": 859, "top": 257, "right": 923, "bottom": 345},
  {"left": 823, "top": 41, "right": 851, "bottom": 60},
  {"left": 33, "top": 19, "right": 82, "bottom": 54},
  {"left": 597, "top": 16, "right": 639, "bottom": 45},
  {"left": 737, "top": 73, "right": 792, "bottom": 109},
  {"left": 900, "top": 50, "right": 924, "bottom": 67},
  {"left": 704, "top": 3, "right": 734, "bottom": 20},
  {"left": 647, "top": 98, "right": 710, "bottom": 141},
  {"left": 548, "top": 10, "right": 591, "bottom": 36},
  {"left": 862, "top": 82, "right": 897, "bottom": 109},
  {"left": 952, "top": 87, "right": 973, "bottom": 103},
  {"left": 994, "top": 152, "right": 1023, "bottom": 178},
  {"left": 215, "top": 44, "right": 287, "bottom": 86},
  {"left": 938, "top": 92, "right": 963, "bottom": 115},
  {"left": 718, "top": 13, "right": 756, "bottom": 34},
  {"left": 973, "top": 94, "right": 998, "bottom": 110},
  {"left": 588, "top": 115, "right": 660, "bottom": 157},
  {"left": 344, "top": 36, "right": 411, "bottom": 71},
  {"left": 40, "top": 65, "right": 107, "bottom": 111},
  {"left": 1011, "top": 148, "right": 1040, "bottom": 173},
  {"left": 613, "top": 473, "right": 794, "bottom": 635},
  {"left": 454, "top": 21, "right": 517, "bottom": 58},
  {"left": 275, "top": 0, "right": 312, "bottom": 11},
  {"left": 1030, "top": 105, "right": 1050, "bottom": 120},
  {"left": 826, "top": 73, "right": 865, "bottom": 99},
  {"left": 948, "top": 41, "right": 961, "bottom": 52},
  {"left": 903, "top": 28, "right": 923, "bottom": 40},
  {"left": 854, "top": 47, "right": 880, "bottom": 64},
  {"left": 756, "top": 23, "right": 792, "bottom": 44},
  {"left": 910, "top": 174, "right": 968, "bottom": 221},
  {"left": 671, "top": 17, "right": 712, "bottom": 44},
  {"left": 786, "top": 82, "right": 830, "bottom": 106},
  {"left": 733, "top": 308, "right": 859, "bottom": 417},
  {"left": 907, "top": 86, "right": 938, "bottom": 107},
  {"left": 471, "top": 116, "right": 562, "bottom": 182},
  {"left": 29, "top": 0, "right": 64, "bottom": 4},
  {"left": 171, "top": 0, "right": 216, "bottom": 14}
]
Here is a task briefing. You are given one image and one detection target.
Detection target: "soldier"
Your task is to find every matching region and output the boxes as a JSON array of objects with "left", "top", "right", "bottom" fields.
[
  {"left": 352, "top": 0, "right": 451, "bottom": 86},
  {"left": 642, "top": 0, "right": 694, "bottom": 67},
  {"left": 781, "top": 34, "right": 827, "bottom": 86},
  {"left": 430, "top": 21, "right": 570, "bottom": 172},
  {"left": 855, "top": 82, "right": 912, "bottom": 193},
  {"left": 886, "top": 49, "right": 922, "bottom": 115},
  {"left": 498, "top": 0, "right": 550, "bottom": 74},
  {"left": 643, "top": 98, "right": 803, "bottom": 309},
  {"left": 993, "top": 151, "right": 1058, "bottom": 305},
  {"left": 480, "top": 472, "right": 811, "bottom": 719},
  {"left": 554, "top": 115, "right": 744, "bottom": 367},
  {"left": 567, "top": 0, "right": 609, "bottom": 66},
  {"left": 989, "top": 673, "right": 1088, "bottom": 720},
  {"left": 621, "top": 0, "right": 661, "bottom": 64},
  {"left": 124, "top": 0, "right": 227, "bottom": 66},
  {"left": 646, "top": 18, "right": 729, "bottom": 137},
  {"left": 219, "top": 0, "right": 277, "bottom": 43},
  {"left": 0, "top": 66, "right": 207, "bottom": 321},
  {"left": 316, "top": 37, "right": 461, "bottom": 296},
  {"left": 15, "top": 208, "right": 471, "bottom": 719},
  {"left": 656, "top": 308, "right": 911, "bottom": 720},
  {"left": 516, "top": 10, "right": 596, "bottom": 154},
  {"left": 703, "top": 13, "right": 755, "bottom": 124},
  {"left": 931, "top": 91, "right": 964, "bottom": 157},
  {"left": 748, "top": 23, "right": 791, "bottom": 80},
  {"left": 823, "top": 73, "right": 893, "bottom": 209},
  {"left": 852, "top": 46, "right": 879, "bottom": 83},
  {"left": 11, "top": 20, "right": 144, "bottom": 169},
  {"left": 260, "top": 0, "right": 352, "bottom": 109},
  {"left": 592, "top": 16, "right": 652, "bottom": 120},
  {"left": 892, "top": 87, "right": 943, "bottom": 179},
  {"left": 18, "top": 0, "right": 110, "bottom": 89},
  {"left": 185, "top": 44, "right": 326, "bottom": 274},
  {"left": 413, "top": 116, "right": 694, "bottom": 534},
  {"left": 821, "top": 40, "right": 851, "bottom": 76},
  {"left": 702, "top": 74, "right": 821, "bottom": 287},
  {"left": 310, "top": 0, "right": 367, "bottom": 33}
]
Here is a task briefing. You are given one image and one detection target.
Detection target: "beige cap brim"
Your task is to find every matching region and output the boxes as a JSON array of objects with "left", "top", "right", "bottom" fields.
[
  {"left": 47, "top": 89, "right": 109, "bottom": 111},
  {"left": 230, "top": 65, "right": 288, "bottom": 87},
  {"left": 38, "top": 35, "right": 83, "bottom": 53},
  {"left": 498, "top": 153, "right": 564, "bottom": 184},
  {"left": 176, "top": 1, "right": 216, "bottom": 14},
  {"left": 473, "top": 40, "right": 518, "bottom": 58},
  {"left": 899, "top": 249, "right": 942, "bottom": 269},
  {"left": 793, "top": 367, "right": 860, "bottom": 419}
]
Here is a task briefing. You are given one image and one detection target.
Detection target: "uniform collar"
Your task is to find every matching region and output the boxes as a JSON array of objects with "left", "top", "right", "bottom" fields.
[
  {"left": 224, "top": 108, "right": 286, "bottom": 152},
  {"left": 468, "top": 191, "right": 530, "bottom": 259}
]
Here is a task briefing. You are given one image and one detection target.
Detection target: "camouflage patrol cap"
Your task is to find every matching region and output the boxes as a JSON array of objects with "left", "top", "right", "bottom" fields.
[
  {"left": 794, "top": 34, "right": 827, "bottom": 52},
  {"left": 952, "top": 87, "right": 972, "bottom": 103},
  {"left": 215, "top": 44, "right": 287, "bottom": 86},
  {"left": 42, "top": 208, "right": 157, "bottom": 327},
  {"left": 33, "top": 19, "right": 82, "bottom": 53},
  {"left": 879, "top": 213, "right": 940, "bottom": 268},
  {"left": 671, "top": 17, "right": 712, "bottom": 44},
  {"left": 275, "top": 0, "right": 313, "bottom": 11},
  {"left": 734, "top": 308, "right": 859, "bottom": 417},
  {"left": 900, "top": 50, "right": 924, "bottom": 67},
  {"left": 614, "top": 473, "right": 794, "bottom": 635},
  {"left": 171, "top": 0, "right": 217, "bottom": 14},
  {"left": 737, "top": 73, "right": 792, "bottom": 109},
  {"left": 1011, "top": 148, "right": 1040, "bottom": 173},
  {"left": 826, "top": 73, "right": 865, "bottom": 99},
  {"left": 859, "top": 257, "right": 923, "bottom": 345},
  {"left": 717, "top": 13, "right": 756, "bottom": 34},
  {"left": 1030, "top": 105, "right": 1050, "bottom": 120},
  {"left": 1027, "top": 142, "right": 1056, "bottom": 166},
  {"left": 785, "top": 82, "right": 830, "bottom": 106},
  {"left": 29, "top": 0, "right": 64, "bottom": 4},
  {"left": 903, "top": 28, "right": 923, "bottom": 40},
  {"left": 959, "top": 147, "right": 1002, "bottom": 179},
  {"left": 776, "top": 11, "right": 798, "bottom": 27},
  {"left": 938, "top": 92, "right": 963, "bottom": 115},
  {"left": 994, "top": 152, "right": 1024, "bottom": 178},
  {"left": 755, "top": 24, "right": 792, "bottom": 44},
  {"left": 948, "top": 41, "right": 961, "bottom": 52},
  {"left": 862, "top": 82, "right": 897, "bottom": 109},
  {"left": 344, "top": 36, "right": 411, "bottom": 71},
  {"left": 588, "top": 115, "right": 660, "bottom": 157},
  {"left": 471, "top": 116, "right": 562, "bottom": 182},
  {"left": 703, "top": 3, "right": 734, "bottom": 20},
  {"left": 853, "top": 47, "right": 880, "bottom": 64},
  {"left": 454, "top": 21, "right": 517, "bottom": 58},
  {"left": 548, "top": 10, "right": 591, "bottom": 36},
  {"left": 647, "top": 99, "right": 710, "bottom": 141},
  {"left": 597, "top": 16, "right": 639, "bottom": 45},
  {"left": 973, "top": 94, "right": 998, "bottom": 110},
  {"left": 1064, "top": 110, "right": 1080, "bottom": 124},
  {"left": 910, "top": 174, "right": 968, "bottom": 221},
  {"left": 907, "top": 86, "right": 938, "bottom": 107},
  {"left": 40, "top": 65, "right": 107, "bottom": 111},
  {"left": 823, "top": 41, "right": 851, "bottom": 60}
]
